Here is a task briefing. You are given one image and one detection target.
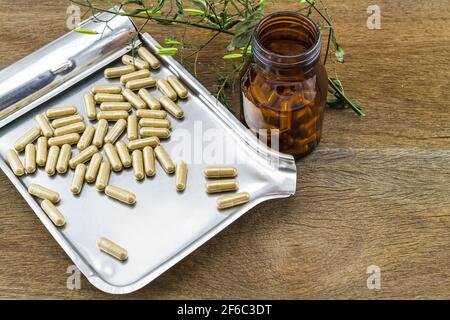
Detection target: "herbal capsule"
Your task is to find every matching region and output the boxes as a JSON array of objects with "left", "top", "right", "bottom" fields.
[
  {"left": 28, "top": 184, "right": 60, "bottom": 203},
  {"left": 99, "top": 102, "right": 132, "bottom": 112},
  {"left": 24, "top": 144, "right": 36, "bottom": 174},
  {"left": 104, "top": 64, "right": 135, "bottom": 78},
  {"left": 121, "top": 54, "right": 149, "bottom": 70},
  {"left": 41, "top": 199, "right": 65, "bottom": 227},
  {"left": 217, "top": 192, "right": 250, "bottom": 210},
  {"left": 95, "top": 160, "right": 111, "bottom": 191},
  {"left": 94, "top": 93, "right": 125, "bottom": 103},
  {"left": 122, "top": 88, "right": 146, "bottom": 109},
  {"left": 125, "top": 77, "right": 156, "bottom": 91},
  {"left": 127, "top": 115, "right": 138, "bottom": 141},
  {"left": 116, "top": 141, "right": 132, "bottom": 168},
  {"left": 97, "top": 110, "right": 128, "bottom": 121},
  {"left": 5, "top": 149, "right": 25, "bottom": 176},
  {"left": 157, "top": 79, "right": 177, "bottom": 101},
  {"left": 140, "top": 127, "right": 171, "bottom": 139},
  {"left": 85, "top": 153, "right": 102, "bottom": 183},
  {"left": 175, "top": 161, "right": 187, "bottom": 192},
  {"left": 77, "top": 125, "right": 95, "bottom": 150},
  {"left": 54, "top": 121, "right": 85, "bottom": 136},
  {"left": 127, "top": 137, "right": 160, "bottom": 151},
  {"left": 52, "top": 114, "right": 84, "bottom": 128},
  {"left": 139, "top": 118, "right": 171, "bottom": 129},
  {"left": 154, "top": 145, "right": 175, "bottom": 174},
  {"left": 204, "top": 166, "right": 238, "bottom": 178},
  {"left": 143, "top": 146, "right": 155, "bottom": 177},
  {"left": 205, "top": 179, "right": 239, "bottom": 194},
  {"left": 84, "top": 92, "right": 97, "bottom": 121},
  {"left": 103, "top": 143, "right": 123, "bottom": 172},
  {"left": 136, "top": 109, "right": 167, "bottom": 119},
  {"left": 45, "top": 106, "right": 77, "bottom": 119},
  {"left": 132, "top": 150, "right": 145, "bottom": 180},
  {"left": 92, "top": 119, "right": 108, "bottom": 148},
  {"left": 34, "top": 114, "right": 53, "bottom": 138},
  {"left": 138, "top": 88, "right": 161, "bottom": 110},
  {"left": 36, "top": 137, "right": 48, "bottom": 167},
  {"left": 160, "top": 96, "right": 184, "bottom": 119},
  {"left": 70, "top": 163, "right": 87, "bottom": 194},
  {"left": 120, "top": 69, "right": 151, "bottom": 84},
  {"left": 167, "top": 75, "right": 188, "bottom": 99},
  {"left": 105, "top": 185, "right": 136, "bottom": 205},
  {"left": 14, "top": 128, "right": 41, "bottom": 152},
  {"left": 104, "top": 119, "right": 127, "bottom": 144},
  {"left": 56, "top": 144, "right": 72, "bottom": 174},
  {"left": 48, "top": 133, "right": 80, "bottom": 147},
  {"left": 137, "top": 47, "right": 160, "bottom": 69},
  {"left": 69, "top": 145, "right": 98, "bottom": 169},
  {"left": 91, "top": 85, "right": 122, "bottom": 94},
  {"left": 97, "top": 236, "right": 129, "bottom": 261},
  {"left": 45, "top": 145, "right": 60, "bottom": 176}
]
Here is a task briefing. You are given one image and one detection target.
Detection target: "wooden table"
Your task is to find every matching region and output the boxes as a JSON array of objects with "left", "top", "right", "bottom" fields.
[{"left": 1, "top": 0, "right": 449, "bottom": 299}]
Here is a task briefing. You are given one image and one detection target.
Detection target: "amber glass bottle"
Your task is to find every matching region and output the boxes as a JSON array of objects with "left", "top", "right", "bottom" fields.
[{"left": 241, "top": 12, "right": 328, "bottom": 158}]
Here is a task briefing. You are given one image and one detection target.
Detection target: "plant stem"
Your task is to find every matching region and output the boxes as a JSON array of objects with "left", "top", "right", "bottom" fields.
[{"left": 328, "top": 79, "right": 365, "bottom": 116}]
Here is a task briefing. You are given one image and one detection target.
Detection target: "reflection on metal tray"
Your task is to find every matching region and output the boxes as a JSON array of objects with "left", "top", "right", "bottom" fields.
[{"left": 0, "top": 9, "right": 296, "bottom": 294}]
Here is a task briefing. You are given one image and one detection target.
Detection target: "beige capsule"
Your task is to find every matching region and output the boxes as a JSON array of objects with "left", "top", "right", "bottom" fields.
[
  {"left": 52, "top": 114, "right": 84, "bottom": 128},
  {"left": 69, "top": 145, "right": 98, "bottom": 169},
  {"left": 94, "top": 93, "right": 125, "bottom": 103},
  {"left": 139, "top": 118, "right": 171, "bottom": 128},
  {"left": 41, "top": 199, "right": 65, "bottom": 227},
  {"left": 95, "top": 160, "right": 111, "bottom": 192},
  {"left": 204, "top": 166, "right": 238, "bottom": 178},
  {"left": 125, "top": 77, "right": 156, "bottom": 91},
  {"left": 24, "top": 144, "right": 36, "bottom": 174},
  {"left": 140, "top": 127, "right": 171, "bottom": 139},
  {"left": 14, "top": 127, "right": 41, "bottom": 152},
  {"left": 137, "top": 47, "right": 160, "bottom": 69},
  {"left": 36, "top": 137, "right": 48, "bottom": 167},
  {"left": 127, "top": 114, "right": 138, "bottom": 141},
  {"left": 138, "top": 88, "right": 160, "bottom": 110},
  {"left": 105, "top": 185, "right": 136, "bottom": 205},
  {"left": 97, "top": 110, "right": 129, "bottom": 122},
  {"left": 121, "top": 54, "right": 149, "bottom": 70},
  {"left": 122, "top": 88, "right": 146, "bottom": 109},
  {"left": 28, "top": 184, "right": 60, "bottom": 204},
  {"left": 99, "top": 102, "right": 132, "bottom": 112},
  {"left": 127, "top": 137, "right": 160, "bottom": 151},
  {"left": 77, "top": 124, "right": 95, "bottom": 150},
  {"left": 160, "top": 96, "right": 184, "bottom": 119},
  {"left": 92, "top": 119, "right": 108, "bottom": 148},
  {"left": 142, "top": 146, "right": 155, "bottom": 177},
  {"left": 91, "top": 85, "right": 122, "bottom": 94},
  {"left": 167, "top": 75, "right": 189, "bottom": 99},
  {"left": 85, "top": 153, "right": 102, "bottom": 183},
  {"left": 48, "top": 133, "right": 80, "bottom": 147},
  {"left": 116, "top": 141, "right": 132, "bottom": 167},
  {"left": 154, "top": 145, "right": 175, "bottom": 174},
  {"left": 54, "top": 121, "right": 86, "bottom": 136},
  {"left": 70, "top": 163, "right": 87, "bottom": 194},
  {"left": 205, "top": 179, "right": 239, "bottom": 194},
  {"left": 56, "top": 144, "right": 72, "bottom": 174},
  {"left": 45, "top": 145, "right": 60, "bottom": 176},
  {"left": 104, "top": 119, "right": 127, "bottom": 144},
  {"left": 175, "top": 161, "right": 187, "bottom": 192},
  {"left": 120, "top": 69, "right": 151, "bottom": 84},
  {"left": 217, "top": 192, "right": 250, "bottom": 210},
  {"left": 5, "top": 149, "right": 25, "bottom": 176},
  {"left": 103, "top": 143, "right": 123, "bottom": 172},
  {"left": 97, "top": 236, "right": 129, "bottom": 261},
  {"left": 136, "top": 109, "right": 167, "bottom": 119},
  {"left": 34, "top": 114, "right": 53, "bottom": 138},
  {"left": 45, "top": 106, "right": 77, "bottom": 119},
  {"left": 84, "top": 92, "right": 97, "bottom": 121},
  {"left": 157, "top": 79, "right": 177, "bottom": 101},
  {"left": 132, "top": 150, "right": 145, "bottom": 180},
  {"left": 104, "top": 64, "right": 136, "bottom": 78}
]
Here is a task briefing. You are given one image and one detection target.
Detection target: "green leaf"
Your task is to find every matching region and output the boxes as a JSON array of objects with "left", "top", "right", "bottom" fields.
[
  {"left": 223, "top": 53, "right": 243, "bottom": 60},
  {"left": 182, "top": 8, "right": 205, "bottom": 16},
  {"left": 156, "top": 47, "right": 179, "bottom": 56},
  {"left": 334, "top": 43, "right": 345, "bottom": 63},
  {"left": 164, "top": 39, "right": 182, "bottom": 46},
  {"left": 73, "top": 28, "right": 98, "bottom": 35},
  {"left": 122, "top": 0, "right": 144, "bottom": 5},
  {"left": 232, "top": 11, "right": 263, "bottom": 49},
  {"left": 189, "top": 0, "right": 207, "bottom": 10}
]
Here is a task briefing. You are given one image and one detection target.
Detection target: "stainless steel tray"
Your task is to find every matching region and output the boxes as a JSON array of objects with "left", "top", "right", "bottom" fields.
[{"left": 0, "top": 10, "right": 296, "bottom": 294}]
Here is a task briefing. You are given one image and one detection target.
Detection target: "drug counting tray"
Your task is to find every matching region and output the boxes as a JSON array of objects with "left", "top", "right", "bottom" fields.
[{"left": 0, "top": 10, "right": 296, "bottom": 294}]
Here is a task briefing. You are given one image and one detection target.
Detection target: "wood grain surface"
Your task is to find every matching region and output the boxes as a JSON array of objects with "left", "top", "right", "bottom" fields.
[{"left": 1, "top": 0, "right": 449, "bottom": 299}]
